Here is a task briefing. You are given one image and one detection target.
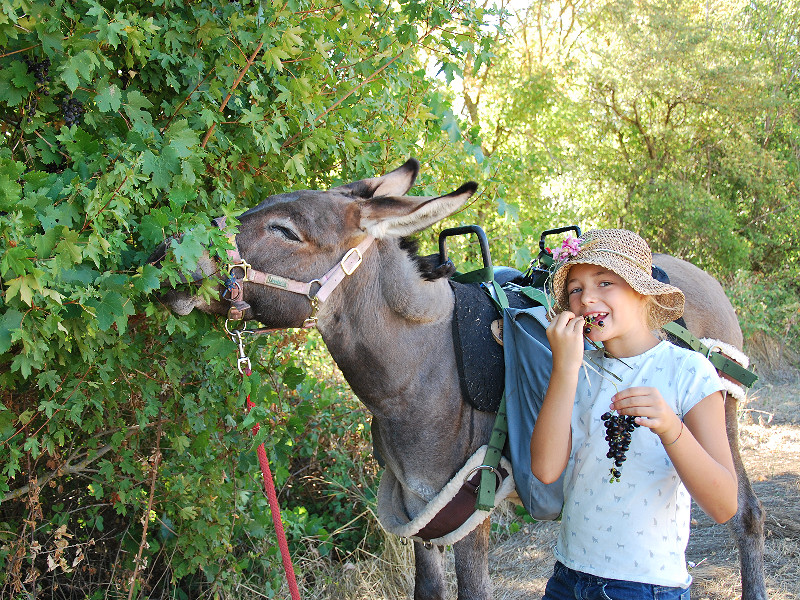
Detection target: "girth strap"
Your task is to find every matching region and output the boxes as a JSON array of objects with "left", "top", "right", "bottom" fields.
[{"left": 662, "top": 321, "right": 758, "bottom": 388}]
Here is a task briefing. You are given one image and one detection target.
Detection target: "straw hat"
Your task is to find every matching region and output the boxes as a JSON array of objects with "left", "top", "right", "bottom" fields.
[{"left": 550, "top": 229, "right": 685, "bottom": 329}]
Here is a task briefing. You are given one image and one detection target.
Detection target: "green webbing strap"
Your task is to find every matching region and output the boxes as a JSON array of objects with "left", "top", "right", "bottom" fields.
[
  {"left": 451, "top": 267, "right": 494, "bottom": 284},
  {"left": 662, "top": 321, "right": 758, "bottom": 388},
  {"left": 476, "top": 394, "right": 509, "bottom": 511}
]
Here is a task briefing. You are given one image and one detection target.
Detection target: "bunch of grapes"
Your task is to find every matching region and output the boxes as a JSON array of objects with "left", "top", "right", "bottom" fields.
[
  {"left": 21, "top": 57, "right": 52, "bottom": 123},
  {"left": 583, "top": 314, "right": 604, "bottom": 335},
  {"left": 24, "top": 56, "right": 52, "bottom": 90},
  {"left": 601, "top": 411, "right": 639, "bottom": 482},
  {"left": 23, "top": 96, "right": 38, "bottom": 123},
  {"left": 62, "top": 97, "right": 85, "bottom": 126}
]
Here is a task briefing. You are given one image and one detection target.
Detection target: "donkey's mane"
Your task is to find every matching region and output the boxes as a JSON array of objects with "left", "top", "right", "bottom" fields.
[{"left": 399, "top": 237, "right": 456, "bottom": 281}]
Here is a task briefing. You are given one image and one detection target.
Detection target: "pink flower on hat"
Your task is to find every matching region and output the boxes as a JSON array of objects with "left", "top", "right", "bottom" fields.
[{"left": 551, "top": 236, "right": 583, "bottom": 262}]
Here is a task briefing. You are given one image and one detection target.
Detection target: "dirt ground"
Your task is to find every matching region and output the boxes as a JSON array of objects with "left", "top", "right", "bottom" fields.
[{"left": 489, "top": 368, "right": 800, "bottom": 600}]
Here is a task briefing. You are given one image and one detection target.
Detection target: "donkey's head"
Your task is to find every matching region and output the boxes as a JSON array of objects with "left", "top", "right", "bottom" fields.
[{"left": 155, "top": 159, "right": 477, "bottom": 329}]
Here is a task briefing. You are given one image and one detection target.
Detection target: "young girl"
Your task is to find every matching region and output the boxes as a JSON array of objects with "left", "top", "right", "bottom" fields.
[{"left": 530, "top": 228, "right": 738, "bottom": 600}]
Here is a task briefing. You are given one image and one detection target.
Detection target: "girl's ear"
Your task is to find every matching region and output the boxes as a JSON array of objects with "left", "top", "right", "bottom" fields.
[{"left": 643, "top": 295, "right": 659, "bottom": 331}]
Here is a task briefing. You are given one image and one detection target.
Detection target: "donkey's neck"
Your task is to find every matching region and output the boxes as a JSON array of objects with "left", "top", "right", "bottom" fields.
[
  {"left": 316, "top": 239, "right": 494, "bottom": 501},
  {"left": 316, "top": 239, "right": 457, "bottom": 412}
]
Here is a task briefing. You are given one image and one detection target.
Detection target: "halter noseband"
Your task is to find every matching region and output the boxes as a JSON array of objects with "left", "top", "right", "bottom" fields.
[{"left": 212, "top": 216, "right": 375, "bottom": 327}]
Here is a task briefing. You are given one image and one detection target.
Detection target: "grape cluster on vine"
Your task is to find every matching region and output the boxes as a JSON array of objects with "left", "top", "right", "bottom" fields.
[
  {"left": 24, "top": 56, "right": 52, "bottom": 90},
  {"left": 601, "top": 411, "right": 639, "bottom": 482},
  {"left": 62, "top": 97, "right": 85, "bottom": 126},
  {"left": 21, "top": 56, "right": 52, "bottom": 123}
]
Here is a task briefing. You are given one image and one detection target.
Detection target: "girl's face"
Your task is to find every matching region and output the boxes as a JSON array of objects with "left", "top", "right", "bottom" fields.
[{"left": 566, "top": 263, "right": 655, "bottom": 356}]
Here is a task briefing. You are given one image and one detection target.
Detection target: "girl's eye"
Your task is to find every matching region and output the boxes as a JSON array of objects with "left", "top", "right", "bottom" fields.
[
  {"left": 269, "top": 224, "right": 300, "bottom": 242},
  {"left": 568, "top": 286, "right": 581, "bottom": 295},
  {"left": 599, "top": 281, "right": 612, "bottom": 287}
]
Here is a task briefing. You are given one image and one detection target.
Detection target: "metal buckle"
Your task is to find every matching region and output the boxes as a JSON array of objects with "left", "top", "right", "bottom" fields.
[
  {"left": 229, "top": 260, "right": 251, "bottom": 282},
  {"left": 464, "top": 465, "right": 501, "bottom": 487},
  {"left": 302, "top": 296, "right": 320, "bottom": 328},
  {"left": 224, "top": 321, "right": 253, "bottom": 375},
  {"left": 306, "top": 279, "right": 322, "bottom": 301},
  {"left": 340, "top": 247, "right": 363, "bottom": 276}
]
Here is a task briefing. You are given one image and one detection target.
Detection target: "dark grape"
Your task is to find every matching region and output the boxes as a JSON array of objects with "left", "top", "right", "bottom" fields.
[
  {"left": 583, "top": 314, "right": 605, "bottom": 335},
  {"left": 601, "top": 411, "right": 640, "bottom": 482}
]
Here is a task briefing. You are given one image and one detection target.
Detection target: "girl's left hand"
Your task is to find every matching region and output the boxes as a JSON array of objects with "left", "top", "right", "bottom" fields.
[{"left": 610, "top": 386, "right": 682, "bottom": 439}]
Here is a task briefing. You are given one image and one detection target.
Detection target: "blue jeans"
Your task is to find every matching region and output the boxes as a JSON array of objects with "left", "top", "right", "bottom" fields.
[{"left": 543, "top": 562, "right": 691, "bottom": 600}]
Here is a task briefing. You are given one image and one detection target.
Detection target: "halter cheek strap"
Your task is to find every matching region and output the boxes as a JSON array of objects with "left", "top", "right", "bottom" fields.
[{"left": 212, "top": 216, "right": 375, "bottom": 325}]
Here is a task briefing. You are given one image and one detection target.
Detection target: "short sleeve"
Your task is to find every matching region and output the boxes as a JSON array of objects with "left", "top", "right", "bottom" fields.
[{"left": 676, "top": 351, "right": 724, "bottom": 417}]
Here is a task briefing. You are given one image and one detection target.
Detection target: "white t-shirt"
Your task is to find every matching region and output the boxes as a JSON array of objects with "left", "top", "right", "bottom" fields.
[{"left": 554, "top": 341, "right": 724, "bottom": 588}]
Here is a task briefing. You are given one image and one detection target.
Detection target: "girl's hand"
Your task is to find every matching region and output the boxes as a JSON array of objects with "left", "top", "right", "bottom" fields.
[
  {"left": 546, "top": 311, "right": 585, "bottom": 370},
  {"left": 610, "top": 386, "right": 682, "bottom": 442}
]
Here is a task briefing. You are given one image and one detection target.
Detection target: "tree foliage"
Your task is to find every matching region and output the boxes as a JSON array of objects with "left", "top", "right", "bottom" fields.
[{"left": 453, "top": 0, "right": 800, "bottom": 281}]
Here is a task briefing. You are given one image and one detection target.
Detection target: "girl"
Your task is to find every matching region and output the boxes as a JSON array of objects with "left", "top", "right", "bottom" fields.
[{"left": 530, "top": 228, "right": 738, "bottom": 600}]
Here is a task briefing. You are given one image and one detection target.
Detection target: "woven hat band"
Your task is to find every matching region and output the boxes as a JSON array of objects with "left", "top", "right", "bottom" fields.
[{"left": 589, "top": 248, "right": 651, "bottom": 273}]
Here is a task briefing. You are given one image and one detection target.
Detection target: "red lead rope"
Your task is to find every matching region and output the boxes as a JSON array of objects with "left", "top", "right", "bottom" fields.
[{"left": 243, "top": 364, "right": 302, "bottom": 600}]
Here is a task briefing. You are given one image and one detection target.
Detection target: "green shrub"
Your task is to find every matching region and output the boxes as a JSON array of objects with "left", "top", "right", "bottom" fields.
[
  {"left": 725, "top": 269, "right": 800, "bottom": 364},
  {"left": 0, "top": 0, "right": 492, "bottom": 596}
]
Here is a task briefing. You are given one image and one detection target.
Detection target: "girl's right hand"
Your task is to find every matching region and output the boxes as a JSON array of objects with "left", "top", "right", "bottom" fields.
[{"left": 546, "top": 311, "right": 585, "bottom": 369}]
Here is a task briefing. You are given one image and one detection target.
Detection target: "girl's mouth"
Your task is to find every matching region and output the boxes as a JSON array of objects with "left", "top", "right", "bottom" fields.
[{"left": 583, "top": 313, "right": 608, "bottom": 334}]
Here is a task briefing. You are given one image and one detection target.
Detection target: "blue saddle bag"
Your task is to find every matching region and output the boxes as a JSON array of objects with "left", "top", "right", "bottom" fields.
[{"left": 503, "top": 304, "right": 565, "bottom": 520}]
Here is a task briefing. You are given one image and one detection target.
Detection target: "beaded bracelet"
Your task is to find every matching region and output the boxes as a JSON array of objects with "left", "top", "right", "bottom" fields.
[{"left": 663, "top": 421, "right": 684, "bottom": 446}]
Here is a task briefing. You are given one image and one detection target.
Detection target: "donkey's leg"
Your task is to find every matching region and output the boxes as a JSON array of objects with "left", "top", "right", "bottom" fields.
[
  {"left": 724, "top": 396, "right": 767, "bottom": 600},
  {"left": 453, "top": 518, "right": 492, "bottom": 600},
  {"left": 413, "top": 541, "right": 447, "bottom": 600}
]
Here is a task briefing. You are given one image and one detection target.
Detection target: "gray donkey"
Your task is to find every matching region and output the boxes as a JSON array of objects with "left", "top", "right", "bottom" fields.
[{"left": 158, "top": 159, "right": 766, "bottom": 600}]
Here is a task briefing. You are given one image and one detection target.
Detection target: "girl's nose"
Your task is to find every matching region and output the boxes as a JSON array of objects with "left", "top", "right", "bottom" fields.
[{"left": 579, "top": 289, "right": 596, "bottom": 305}]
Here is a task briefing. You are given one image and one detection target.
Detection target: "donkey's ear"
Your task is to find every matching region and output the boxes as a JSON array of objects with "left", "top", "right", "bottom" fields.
[
  {"left": 360, "top": 182, "right": 477, "bottom": 238},
  {"left": 334, "top": 158, "right": 420, "bottom": 198}
]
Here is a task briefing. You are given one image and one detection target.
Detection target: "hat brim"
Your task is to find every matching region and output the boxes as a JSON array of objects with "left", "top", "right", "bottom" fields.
[{"left": 551, "top": 256, "right": 685, "bottom": 329}]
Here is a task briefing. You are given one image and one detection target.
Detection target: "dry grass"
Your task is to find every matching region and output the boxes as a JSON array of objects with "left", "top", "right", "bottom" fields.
[{"left": 289, "top": 343, "right": 800, "bottom": 600}]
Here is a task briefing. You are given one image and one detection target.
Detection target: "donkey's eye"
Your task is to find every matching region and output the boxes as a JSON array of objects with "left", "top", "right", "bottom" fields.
[{"left": 269, "top": 224, "right": 300, "bottom": 242}]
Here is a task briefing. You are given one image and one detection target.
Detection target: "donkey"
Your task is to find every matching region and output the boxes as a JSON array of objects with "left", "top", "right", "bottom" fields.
[{"left": 156, "top": 159, "right": 766, "bottom": 600}]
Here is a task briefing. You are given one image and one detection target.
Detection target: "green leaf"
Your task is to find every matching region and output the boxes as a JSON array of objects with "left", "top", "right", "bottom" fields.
[
  {"left": 0, "top": 157, "right": 24, "bottom": 208},
  {"left": 86, "top": 291, "right": 135, "bottom": 331},
  {"left": 23, "top": 435, "right": 40, "bottom": 457},
  {"left": 38, "top": 201, "right": 80, "bottom": 231},
  {"left": 170, "top": 231, "right": 205, "bottom": 271},
  {"left": 0, "top": 309, "right": 23, "bottom": 353},
  {"left": 54, "top": 227, "right": 83, "bottom": 266},
  {"left": 59, "top": 49, "right": 100, "bottom": 92},
  {"left": 173, "top": 435, "right": 190, "bottom": 453},
  {"left": 1, "top": 245, "right": 35, "bottom": 277},
  {"left": 165, "top": 119, "right": 200, "bottom": 159},
  {"left": 142, "top": 146, "right": 180, "bottom": 190},
  {"left": 95, "top": 81, "right": 122, "bottom": 112},
  {"left": 124, "top": 90, "right": 154, "bottom": 131},
  {"left": 282, "top": 365, "right": 305, "bottom": 388},
  {"left": 133, "top": 264, "right": 162, "bottom": 294},
  {"left": 0, "top": 60, "right": 33, "bottom": 107},
  {"left": 5, "top": 273, "right": 42, "bottom": 306}
]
